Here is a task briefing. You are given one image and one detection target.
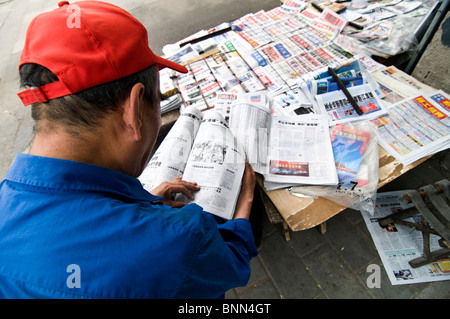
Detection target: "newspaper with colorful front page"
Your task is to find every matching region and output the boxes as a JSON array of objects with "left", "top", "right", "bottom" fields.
[{"left": 369, "top": 90, "right": 450, "bottom": 165}]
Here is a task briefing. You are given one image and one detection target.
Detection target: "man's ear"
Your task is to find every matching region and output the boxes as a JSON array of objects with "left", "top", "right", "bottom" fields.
[{"left": 122, "top": 83, "right": 145, "bottom": 141}]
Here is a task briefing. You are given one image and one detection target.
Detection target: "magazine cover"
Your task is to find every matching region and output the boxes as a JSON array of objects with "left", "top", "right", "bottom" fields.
[{"left": 330, "top": 124, "right": 370, "bottom": 186}]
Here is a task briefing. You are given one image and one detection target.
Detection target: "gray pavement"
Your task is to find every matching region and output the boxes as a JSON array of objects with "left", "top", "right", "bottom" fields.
[{"left": 0, "top": 0, "right": 449, "bottom": 299}]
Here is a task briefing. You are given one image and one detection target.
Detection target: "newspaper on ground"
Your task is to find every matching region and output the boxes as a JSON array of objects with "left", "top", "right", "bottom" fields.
[{"left": 362, "top": 191, "right": 450, "bottom": 285}]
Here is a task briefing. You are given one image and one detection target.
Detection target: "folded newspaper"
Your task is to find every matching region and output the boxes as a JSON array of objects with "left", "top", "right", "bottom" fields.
[{"left": 159, "top": 69, "right": 183, "bottom": 114}]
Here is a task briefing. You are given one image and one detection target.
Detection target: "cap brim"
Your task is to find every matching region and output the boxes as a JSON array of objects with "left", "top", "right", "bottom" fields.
[{"left": 155, "top": 56, "right": 188, "bottom": 74}]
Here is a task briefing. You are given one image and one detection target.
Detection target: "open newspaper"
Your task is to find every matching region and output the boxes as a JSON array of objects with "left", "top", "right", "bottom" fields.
[
  {"left": 362, "top": 191, "right": 450, "bottom": 285},
  {"left": 227, "top": 92, "right": 338, "bottom": 190},
  {"left": 139, "top": 107, "right": 246, "bottom": 220}
]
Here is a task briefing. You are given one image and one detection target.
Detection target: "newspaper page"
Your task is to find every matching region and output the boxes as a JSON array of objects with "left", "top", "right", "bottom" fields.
[
  {"left": 290, "top": 121, "right": 379, "bottom": 215},
  {"left": 370, "top": 90, "right": 450, "bottom": 165},
  {"left": 280, "top": 0, "right": 307, "bottom": 14},
  {"left": 166, "top": 44, "right": 199, "bottom": 65},
  {"left": 176, "top": 111, "right": 246, "bottom": 220},
  {"left": 370, "top": 65, "right": 436, "bottom": 107},
  {"left": 214, "top": 92, "right": 237, "bottom": 122},
  {"left": 320, "top": 8, "right": 348, "bottom": 32},
  {"left": 139, "top": 106, "right": 202, "bottom": 192},
  {"left": 159, "top": 69, "right": 183, "bottom": 114},
  {"left": 264, "top": 114, "right": 339, "bottom": 189},
  {"left": 315, "top": 83, "right": 388, "bottom": 125},
  {"left": 362, "top": 191, "right": 450, "bottom": 285},
  {"left": 304, "top": 59, "right": 388, "bottom": 125},
  {"left": 228, "top": 92, "right": 272, "bottom": 175}
]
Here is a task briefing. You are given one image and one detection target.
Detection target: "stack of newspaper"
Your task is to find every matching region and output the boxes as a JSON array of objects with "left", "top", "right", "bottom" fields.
[
  {"left": 368, "top": 66, "right": 450, "bottom": 165},
  {"left": 159, "top": 69, "right": 183, "bottom": 114}
]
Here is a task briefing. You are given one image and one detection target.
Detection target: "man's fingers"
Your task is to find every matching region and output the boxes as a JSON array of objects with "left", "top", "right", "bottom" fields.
[
  {"left": 170, "top": 177, "right": 199, "bottom": 190},
  {"left": 168, "top": 185, "right": 197, "bottom": 200},
  {"left": 178, "top": 180, "right": 200, "bottom": 190},
  {"left": 151, "top": 177, "right": 200, "bottom": 207},
  {"left": 166, "top": 180, "right": 200, "bottom": 200}
]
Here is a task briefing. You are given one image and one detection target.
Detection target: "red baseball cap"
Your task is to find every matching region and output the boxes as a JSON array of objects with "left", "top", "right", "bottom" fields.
[{"left": 17, "top": 1, "right": 188, "bottom": 106}]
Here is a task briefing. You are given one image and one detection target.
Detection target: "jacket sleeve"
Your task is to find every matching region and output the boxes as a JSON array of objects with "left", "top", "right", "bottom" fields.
[{"left": 174, "top": 213, "right": 258, "bottom": 299}]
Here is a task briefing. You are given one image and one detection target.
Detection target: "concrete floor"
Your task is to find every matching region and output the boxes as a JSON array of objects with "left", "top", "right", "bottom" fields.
[{"left": 0, "top": 0, "right": 449, "bottom": 299}]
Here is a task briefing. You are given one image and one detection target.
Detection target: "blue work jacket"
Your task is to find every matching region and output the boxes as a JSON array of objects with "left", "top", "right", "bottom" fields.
[{"left": 0, "top": 153, "right": 257, "bottom": 298}]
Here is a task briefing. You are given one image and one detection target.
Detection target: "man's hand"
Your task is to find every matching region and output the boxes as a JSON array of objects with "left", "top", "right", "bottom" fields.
[
  {"left": 151, "top": 176, "right": 200, "bottom": 208},
  {"left": 233, "top": 161, "right": 256, "bottom": 220}
]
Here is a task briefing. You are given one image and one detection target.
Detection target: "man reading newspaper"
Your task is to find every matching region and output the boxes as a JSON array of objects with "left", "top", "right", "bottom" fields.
[{"left": 0, "top": 1, "right": 257, "bottom": 299}]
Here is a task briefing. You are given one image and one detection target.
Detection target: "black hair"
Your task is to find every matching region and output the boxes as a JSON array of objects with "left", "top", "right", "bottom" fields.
[{"left": 19, "top": 63, "right": 160, "bottom": 135}]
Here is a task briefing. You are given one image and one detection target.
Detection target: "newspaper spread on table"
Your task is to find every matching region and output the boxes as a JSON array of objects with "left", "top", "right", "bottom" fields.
[
  {"left": 264, "top": 113, "right": 339, "bottom": 190},
  {"left": 362, "top": 191, "right": 450, "bottom": 285},
  {"left": 159, "top": 69, "right": 184, "bottom": 114},
  {"left": 150, "top": 0, "right": 450, "bottom": 214},
  {"left": 370, "top": 65, "right": 436, "bottom": 107},
  {"left": 301, "top": 59, "right": 389, "bottom": 125},
  {"left": 314, "top": 83, "right": 388, "bottom": 125}
]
